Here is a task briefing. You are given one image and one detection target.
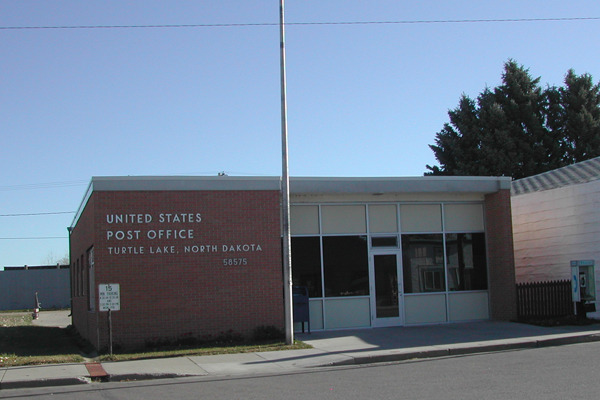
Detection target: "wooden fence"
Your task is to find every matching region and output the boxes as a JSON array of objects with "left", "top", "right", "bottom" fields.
[{"left": 516, "top": 280, "right": 574, "bottom": 320}]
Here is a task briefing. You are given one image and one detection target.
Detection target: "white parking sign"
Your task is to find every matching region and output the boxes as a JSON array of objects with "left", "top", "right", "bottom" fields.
[{"left": 99, "top": 283, "right": 120, "bottom": 311}]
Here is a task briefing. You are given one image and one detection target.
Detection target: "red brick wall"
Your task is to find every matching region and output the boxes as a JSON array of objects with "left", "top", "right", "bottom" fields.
[
  {"left": 69, "top": 194, "right": 101, "bottom": 349},
  {"left": 485, "top": 189, "right": 517, "bottom": 321},
  {"left": 71, "top": 190, "right": 283, "bottom": 351}
]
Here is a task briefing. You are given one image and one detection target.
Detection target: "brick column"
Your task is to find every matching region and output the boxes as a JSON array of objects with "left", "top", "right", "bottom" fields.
[{"left": 485, "top": 189, "right": 517, "bottom": 321}]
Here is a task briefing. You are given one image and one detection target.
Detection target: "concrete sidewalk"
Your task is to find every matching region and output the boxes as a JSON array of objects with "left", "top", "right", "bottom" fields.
[{"left": 3, "top": 312, "right": 600, "bottom": 390}]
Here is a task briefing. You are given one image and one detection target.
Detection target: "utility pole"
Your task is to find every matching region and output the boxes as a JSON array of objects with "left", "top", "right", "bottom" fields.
[{"left": 279, "top": 0, "right": 294, "bottom": 345}]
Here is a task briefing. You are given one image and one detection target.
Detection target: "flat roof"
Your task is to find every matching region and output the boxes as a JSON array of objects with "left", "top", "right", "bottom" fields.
[{"left": 71, "top": 175, "right": 511, "bottom": 228}]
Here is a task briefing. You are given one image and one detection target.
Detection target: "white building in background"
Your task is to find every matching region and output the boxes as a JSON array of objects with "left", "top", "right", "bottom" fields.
[{"left": 511, "top": 157, "right": 600, "bottom": 299}]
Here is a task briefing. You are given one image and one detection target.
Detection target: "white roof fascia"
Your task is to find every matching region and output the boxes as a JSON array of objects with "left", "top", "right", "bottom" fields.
[
  {"left": 90, "top": 175, "right": 282, "bottom": 191},
  {"left": 289, "top": 176, "right": 512, "bottom": 195}
]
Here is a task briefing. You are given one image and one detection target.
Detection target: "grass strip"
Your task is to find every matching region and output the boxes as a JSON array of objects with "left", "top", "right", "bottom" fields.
[{"left": 1, "top": 312, "right": 310, "bottom": 367}]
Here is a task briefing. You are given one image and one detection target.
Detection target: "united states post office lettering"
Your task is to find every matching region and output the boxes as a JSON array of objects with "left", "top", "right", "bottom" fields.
[
  {"left": 106, "top": 213, "right": 202, "bottom": 224},
  {"left": 106, "top": 229, "right": 195, "bottom": 240}
]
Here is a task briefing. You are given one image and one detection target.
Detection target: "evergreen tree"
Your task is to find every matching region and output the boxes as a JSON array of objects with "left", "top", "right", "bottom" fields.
[
  {"left": 560, "top": 70, "right": 600, "bottom": 164},
  {"left": 426, "top": 61, "right": 600, "bottom": 179},
  {"left": 427, "top": 94, "right": 481, "bottom": 175}
]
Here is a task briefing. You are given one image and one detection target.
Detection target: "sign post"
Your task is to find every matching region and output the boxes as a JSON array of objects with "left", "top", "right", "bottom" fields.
[{"left": 99, "top": 284, "right": 120, "bottom": 355}]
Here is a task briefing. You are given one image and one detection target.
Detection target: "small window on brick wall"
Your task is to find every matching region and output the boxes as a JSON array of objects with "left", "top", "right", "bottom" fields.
[
  {"left": 87, "top": 247, "right": 95, "bottom": 311},
  {"left": 76, "top": 258, "right": 81, "bottom": 297},
  {"left": 80, "top": 255, "right": 85, "bottom": 297},
  {"left": 72, "top": 260, "right": 77, "bottom": 296}
]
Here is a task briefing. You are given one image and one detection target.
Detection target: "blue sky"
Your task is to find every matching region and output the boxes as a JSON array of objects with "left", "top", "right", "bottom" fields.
[{"left": 1, "top": 0, "right": 600, "bottom": 268}]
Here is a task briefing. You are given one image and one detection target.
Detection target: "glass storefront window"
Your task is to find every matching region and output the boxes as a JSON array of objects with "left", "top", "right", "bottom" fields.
[
  {"left": 323, "top": 236, "right": 369, "bottom": 297},
  {"left": 291, "top": 205, "right": 489, "bottom": 299},
  {"left": 371, "top": 235, "right": 399, "bottom": 248},
  {"left": 291, "top": 237, "right": 323, "bottom": 298},
  {"left": 446, "top": 233, "right": 488, "bottom": 291},
  {"left": 402, "top": 234, "right": 445, "bottom": 293}
]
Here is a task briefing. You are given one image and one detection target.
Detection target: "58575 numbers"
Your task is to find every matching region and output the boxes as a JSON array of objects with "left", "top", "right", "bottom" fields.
[{"left": 223, "top": 258, "right": 248, "bottom": 266}]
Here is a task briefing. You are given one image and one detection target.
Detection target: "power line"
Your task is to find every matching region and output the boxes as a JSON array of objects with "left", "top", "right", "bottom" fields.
[
  {"left": 0, "top": 237, "right": 68, "bottom": 240},
  {"left": 0, "top": 211, "right": 76, "bottom": 217},
  {"left": 0, "top": 180, "right": 88, "bottom": 192},
  {"left": 1, "top": 16, "right": 599, "bottom": 30}
]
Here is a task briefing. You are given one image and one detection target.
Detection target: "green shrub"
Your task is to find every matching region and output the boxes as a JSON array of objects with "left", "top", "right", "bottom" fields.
[{"left": 252, "top": 325, "right": 284, "bottom": 341}]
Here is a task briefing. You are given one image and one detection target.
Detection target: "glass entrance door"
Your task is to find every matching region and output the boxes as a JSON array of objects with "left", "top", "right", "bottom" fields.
[{"left": 370, "top": 252, "right": 403, "bottom": 327}]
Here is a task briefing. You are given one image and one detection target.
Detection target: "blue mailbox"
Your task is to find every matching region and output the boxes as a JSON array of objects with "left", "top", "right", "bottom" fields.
[{"left": 293, "top": 286, "right": 310, "bottom": 333}]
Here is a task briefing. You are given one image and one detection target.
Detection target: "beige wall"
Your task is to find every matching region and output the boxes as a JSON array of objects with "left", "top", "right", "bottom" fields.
[{"left": 512, "top": 180, "right": 600, "bottom": 299}]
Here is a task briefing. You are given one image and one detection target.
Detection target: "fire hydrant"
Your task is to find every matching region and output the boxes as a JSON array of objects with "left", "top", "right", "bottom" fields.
[{"left": 32, "top": 292, "right": 41, "bottom": 320}]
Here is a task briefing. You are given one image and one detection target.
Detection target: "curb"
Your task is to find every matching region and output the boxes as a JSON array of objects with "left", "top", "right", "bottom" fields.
[
  {"left": 107, "top": 373, "right": 200, "bottom": 383},
  {"left": 326, "top": 332, "right": 600, "bottom": 367},
  {"left": 0, "top": 376, "right": 90, "bottom": 390},
  {"left": 0, "top": 373, "right": 200, "bottom": 390},
  {"left": 536, "top": 332, "right": 600, "bottom": 347}
]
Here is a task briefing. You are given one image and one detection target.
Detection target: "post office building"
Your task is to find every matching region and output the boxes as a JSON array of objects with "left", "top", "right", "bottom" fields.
[{"left": 69, "top": 175, "right": 516, "bottom": 350}]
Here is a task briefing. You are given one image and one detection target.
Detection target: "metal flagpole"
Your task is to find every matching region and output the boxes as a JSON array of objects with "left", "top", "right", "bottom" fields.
[{"left": 279, "top": 0, "right": 294, "bottom": 345}]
